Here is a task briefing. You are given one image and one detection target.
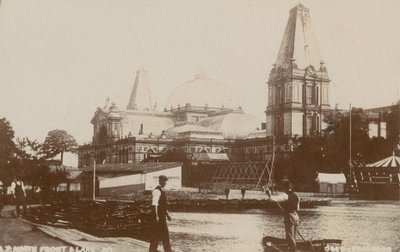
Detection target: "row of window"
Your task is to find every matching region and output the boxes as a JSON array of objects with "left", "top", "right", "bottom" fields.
[
  {"left": 80, "top": 145, "right": 228, "bottom": 166},
  {"left": 82, "top": 150, "right": 131, "bottom": 166},
  {"left": 273, "top": 115, "right": 321, "bottom": 137},
  {"left": 244, "top": 146, "right": 269, "bottom": 154},
  {"left": 268, "top": 84, "right": 328, "bottom": 105}
]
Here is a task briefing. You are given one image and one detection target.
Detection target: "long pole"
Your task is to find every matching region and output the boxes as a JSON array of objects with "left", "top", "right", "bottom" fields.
[
  {"left": 270, "top": 135, "right": 275, "bottom": 188},
  {"left": 320, "top": 75, "right": 323, "bottom": 133},
  {"left": 349, "top": 103, "right": 352, "bottom": 193},
  {"left": 93, "top": 158, "right": 96, "bottom": 200},
  {"left": 275, "top": 201, "right": 315, "bottom": 251}
]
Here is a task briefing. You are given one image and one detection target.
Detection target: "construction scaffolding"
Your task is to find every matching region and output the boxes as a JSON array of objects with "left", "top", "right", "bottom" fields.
[{"left": 212, "top": 154, "right": 273, "bottom": 190}]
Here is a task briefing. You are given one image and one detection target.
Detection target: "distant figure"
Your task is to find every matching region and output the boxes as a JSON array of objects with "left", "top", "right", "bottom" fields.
[
  {"left": 265, "top": 186, "right": 272, "bottom": 199},
  {"left": 241, "top": 187, "right": 246, "bottom": 199},
  {"left": 11, "top": 176, "right": 27, "bottom": 217},
  {"left": 0, "top": 181, "right": 4, "bottom": 217},
  {"left": 224, "top": 187, "right": 230, "bottom": 200},
  {"left": 149, "top": 175, "right": 172, "bottom": 252},
  {"left": 281, "top": 182, "right": 300, "bottom": 252}
]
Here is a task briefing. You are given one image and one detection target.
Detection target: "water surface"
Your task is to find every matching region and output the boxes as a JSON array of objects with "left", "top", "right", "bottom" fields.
[{"left": 168, "top": 200, "right": 400, "bottom": 252}]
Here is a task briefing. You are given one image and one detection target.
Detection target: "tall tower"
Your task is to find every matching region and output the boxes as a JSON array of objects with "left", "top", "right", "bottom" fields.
[
  {"left": 266, "top": 4, "right": 330, "bottom": 141},
  {"left": 127, "top": 69, "right": 153, "bottom": 111}
]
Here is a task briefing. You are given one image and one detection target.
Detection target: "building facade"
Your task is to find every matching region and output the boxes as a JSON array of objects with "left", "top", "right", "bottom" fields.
[
  {"left": 78, "top": 4, "right": 335, "bottom": 188},
  {"left": 79, "top": 4, "right": 400, "bottom": 190},
  {"left": 266, "top": 4, "right": 331, "bottom": 143},
  {"left": 78, "top": 69, "right": 264, "bottom": 170}
]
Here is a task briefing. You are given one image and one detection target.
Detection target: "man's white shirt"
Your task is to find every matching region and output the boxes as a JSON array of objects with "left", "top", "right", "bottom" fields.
[
  {"left": 10, "top": 181, "right": 26, "bottom": 196},
  {"left": 152, "top": 185, "right": 164, "bottom": 206}
]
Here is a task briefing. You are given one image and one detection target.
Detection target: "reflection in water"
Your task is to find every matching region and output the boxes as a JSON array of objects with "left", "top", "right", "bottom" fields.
[{"left": 169, "top": 201, "right": 400, "bottom": 252}]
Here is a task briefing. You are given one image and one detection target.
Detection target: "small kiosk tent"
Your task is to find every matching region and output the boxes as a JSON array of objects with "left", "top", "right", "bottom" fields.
[{"left": 316, "top": 173, "right": 346, "bottom": 196}]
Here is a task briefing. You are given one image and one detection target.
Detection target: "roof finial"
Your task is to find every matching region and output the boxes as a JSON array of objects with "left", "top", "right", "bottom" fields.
[{"left": 104, "top": 97, "right": 110, "bottom": 109}]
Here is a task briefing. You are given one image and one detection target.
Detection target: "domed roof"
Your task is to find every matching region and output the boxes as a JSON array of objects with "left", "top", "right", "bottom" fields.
[
  {"left": 164, "top": 124, "right": 224, "bottom": 139},
  {"left": 165, "top": 73, "right": 241, "bottom": 110},
  {"left": 197, "top": 112, "right": 262, "bottom": 139}
]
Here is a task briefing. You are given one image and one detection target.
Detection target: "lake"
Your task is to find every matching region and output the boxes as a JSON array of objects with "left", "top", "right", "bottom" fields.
[{"left": 168, "top": 200, "right": 400, "bottom": 252}]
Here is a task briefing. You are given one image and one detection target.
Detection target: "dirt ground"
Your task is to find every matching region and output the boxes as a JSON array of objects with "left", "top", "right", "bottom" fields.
[{"left": 0, "top": 205, "right": 68, "bottom": 246}]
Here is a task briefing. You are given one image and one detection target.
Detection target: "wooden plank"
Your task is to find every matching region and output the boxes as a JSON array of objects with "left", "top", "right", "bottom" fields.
[
  {"left": 67, "top": 229, "right": 105, "bottom": 242},
  {"left": 66, "top": 240, "right": 132, "bottom": 252},
  {"left": 37, "top": 226, "right": 69, "bottom": 241},
  {"left": 55, "top": 228, "right": 85, "bottom": 241},
  {"left": 38, "top": 226, "right": 79, "bottom": 242},
  {"left": 108, "top": 237, "right": 149, "bottom": 247},
  {"left": 38, "top": 225, "right": 149, "bottom": 252}
]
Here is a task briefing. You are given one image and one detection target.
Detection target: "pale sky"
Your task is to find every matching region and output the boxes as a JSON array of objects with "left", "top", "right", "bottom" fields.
[{"left": 1, "top": 0, "right": 399, "bottom": 166}]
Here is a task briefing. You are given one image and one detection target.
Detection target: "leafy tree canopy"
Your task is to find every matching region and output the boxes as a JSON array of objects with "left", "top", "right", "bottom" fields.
[
  {"left": 0, "top": 120, "right": 70, "bottom": 201},
  {"left": 287, "top": 108, "right": 394, "bottom": 187},
  {"left": 43, "top": 129, "right": 78, "bottom": 165},
  {"left": 0, "top": 117, "right": 17, "bottom": 182}
]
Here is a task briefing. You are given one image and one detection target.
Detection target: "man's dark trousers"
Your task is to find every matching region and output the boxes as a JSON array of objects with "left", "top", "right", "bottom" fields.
[
  {"left": 284, "top": 212, "right": 299, "bottom": 252},
  {"left": 15, "top": 196, "right": 27, "bottom": 217},
  {"left": 149, "top": 217, "right": 171, "bottom": 252}
]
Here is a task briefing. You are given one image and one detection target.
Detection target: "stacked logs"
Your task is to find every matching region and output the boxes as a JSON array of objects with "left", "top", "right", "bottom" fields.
[{"left": 27, "top": 200, "right": 155, "bottom": 240}]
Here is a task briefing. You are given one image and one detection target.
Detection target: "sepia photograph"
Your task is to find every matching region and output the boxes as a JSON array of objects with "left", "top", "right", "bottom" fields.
[{"left": 0, "top": 0, "right": 399, "bottom": 251}]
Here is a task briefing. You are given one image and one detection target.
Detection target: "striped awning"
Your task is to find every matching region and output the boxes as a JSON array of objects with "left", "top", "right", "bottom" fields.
[{"left": 366, "top": 153, "right": 400, "bottom": 167}]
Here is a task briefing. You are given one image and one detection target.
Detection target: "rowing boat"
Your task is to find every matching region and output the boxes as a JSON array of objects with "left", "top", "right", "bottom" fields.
[{"left": 262, "top": 236, "right": 342, "bottom": 252}]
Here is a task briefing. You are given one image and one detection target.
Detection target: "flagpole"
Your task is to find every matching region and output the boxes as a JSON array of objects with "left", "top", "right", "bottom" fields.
[
  {"left": 93, "top": 158, "right": 96, "bottom": 200},
  {"left": 349, "top": 103, "right": 352, "bottom": 194}
]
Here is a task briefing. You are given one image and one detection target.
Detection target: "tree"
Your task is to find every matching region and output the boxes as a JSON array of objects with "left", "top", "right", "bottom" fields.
[
  {"left": 321, "top": 108, "right": 395, "bottom": 173},
  {"left": 0, "top": 117, "right": 17, "bottom": 183},
  {"left": 1, "top": 122, "right": 71, "bottom": 202},
  {"left": 15, "top": 137, "right": 67, "bottom": 202},
  {"left": 287, "top": 107, "right": 393, "bottom": 188},
  {"left": 288, "top": 136, "right": 324, "bottom": 185},
  {"left": 43, "top": 129, "right": 78, "bottom": 165},
  {"left": 323, "top": 108, "right": 370, "bottom": 173}
]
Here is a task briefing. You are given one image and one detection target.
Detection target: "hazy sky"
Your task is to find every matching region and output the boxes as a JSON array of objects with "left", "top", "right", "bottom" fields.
[{"left": 1, "top": 0, "right": 400, "bottom": 165}]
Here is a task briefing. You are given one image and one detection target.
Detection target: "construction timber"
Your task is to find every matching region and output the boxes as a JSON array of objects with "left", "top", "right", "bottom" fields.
[{"left": 212, "top": 161, "right": 271, "bottom": 190}]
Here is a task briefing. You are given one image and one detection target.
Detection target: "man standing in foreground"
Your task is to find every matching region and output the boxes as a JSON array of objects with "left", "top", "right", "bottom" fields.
[
  {"left": 281, "top": 181, "right": 300, "bottom": 252},
  {"left": 11, "top": 176, "right": 27, "bottom": 217},
  {"left": 149, "top": 175, "right": 172, "bottom": 252}
]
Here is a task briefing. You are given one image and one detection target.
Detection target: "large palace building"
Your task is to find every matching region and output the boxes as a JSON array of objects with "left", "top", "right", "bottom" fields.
[
  {"left": 78, "top": 70, "right": 264, "bottom": 169},
  {"left": 77, "top": 4, "right": 333, "bottom": 188}
]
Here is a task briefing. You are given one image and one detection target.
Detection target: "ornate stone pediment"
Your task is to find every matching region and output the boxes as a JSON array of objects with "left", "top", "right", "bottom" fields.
[{"left": 90, "top": 108, "right": 110, "bottom": 125}]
